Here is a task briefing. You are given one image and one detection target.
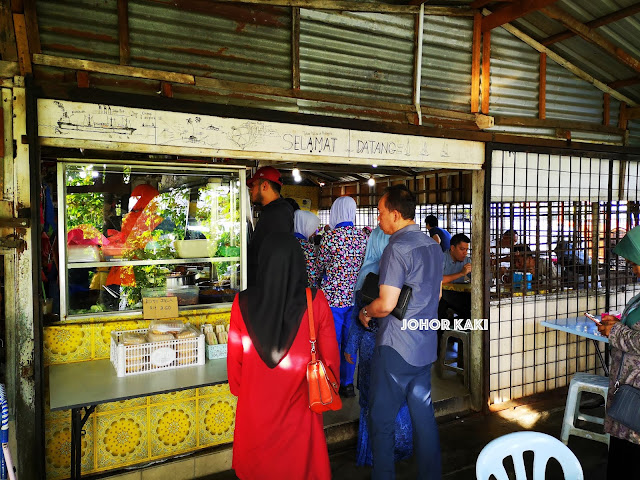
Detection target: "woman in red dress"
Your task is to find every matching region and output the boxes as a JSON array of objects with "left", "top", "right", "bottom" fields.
[{"left": 227, "top": 233, "right": 340, "bottom": 480}]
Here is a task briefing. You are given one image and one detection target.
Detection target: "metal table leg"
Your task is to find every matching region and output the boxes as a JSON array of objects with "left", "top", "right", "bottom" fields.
[
  {"left": 70, "top": 405, "right": 96, "bottom": 480},
  {"left": 592, "top": 340, "right": 609, "bottom": 377}
]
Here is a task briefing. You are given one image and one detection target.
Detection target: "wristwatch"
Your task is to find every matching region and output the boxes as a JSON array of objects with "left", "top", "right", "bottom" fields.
[{"left": 362, "top": 307, "right": 369, "bottom": 318}]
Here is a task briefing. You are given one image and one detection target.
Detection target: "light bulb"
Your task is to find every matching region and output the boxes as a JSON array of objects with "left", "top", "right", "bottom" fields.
[
  {"left": 368, "top": 178, "right": 375, "bottom": 187},
  {"left": 294, "top": 174, "right": 302, "bottom": 183},
  {"left": 292, "top": 167, "right": 300, "bottom": 177}
]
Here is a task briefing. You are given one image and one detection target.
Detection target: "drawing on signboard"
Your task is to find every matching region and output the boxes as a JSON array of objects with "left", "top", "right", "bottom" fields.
[
  {"left": 420, "top": 143, "right": 430, "bottom": 157},
  {"left": 440, "top": 143, "right": 450, "bottom": 158},
  {"left": 53, "top": 102, "right": 137, "bottom": 136},
  {"left": 158, "top": 116, "right": 220, "bottom": 146},
  {"left": 228, "top": 121, "right": 277, "bottom": 150}
]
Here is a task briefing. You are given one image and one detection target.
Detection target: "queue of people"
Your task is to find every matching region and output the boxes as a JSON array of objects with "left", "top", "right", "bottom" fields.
[{"left": 232, "top": 168, "right": 460, "bottom": 479}]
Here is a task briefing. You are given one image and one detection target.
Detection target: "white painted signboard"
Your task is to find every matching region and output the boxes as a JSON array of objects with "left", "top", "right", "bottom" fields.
[{"left": 37, "top": 99, "right": 484, "bottom": 169}]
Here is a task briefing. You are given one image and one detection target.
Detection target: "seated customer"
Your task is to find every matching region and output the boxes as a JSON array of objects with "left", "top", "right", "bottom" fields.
[
  {"left": 438, "top": 233, "right": 472, "bottom": 368},
  {"left": 425, "top": 215, "right": 451, "bottom": 253},
  {"left": 439, "top": 233, "right": 472, "bottom": 320},
  {"left": 512, "top": 244, "right": 560, "bottom": 291}
]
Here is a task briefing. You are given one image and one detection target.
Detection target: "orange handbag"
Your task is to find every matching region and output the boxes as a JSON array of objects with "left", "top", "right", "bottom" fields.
[{"left": 306, "top": 288, "right": 342, "bottom": 413}]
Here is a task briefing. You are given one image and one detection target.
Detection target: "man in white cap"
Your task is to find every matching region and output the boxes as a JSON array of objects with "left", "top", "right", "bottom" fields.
[{"left": 246, "top": 166, "right": 294, "bottom": 286}]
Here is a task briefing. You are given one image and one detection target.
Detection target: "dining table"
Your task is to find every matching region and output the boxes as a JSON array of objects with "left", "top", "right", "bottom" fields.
[{"left": 540, "top": 316, "right": 609, "bottom": 376}]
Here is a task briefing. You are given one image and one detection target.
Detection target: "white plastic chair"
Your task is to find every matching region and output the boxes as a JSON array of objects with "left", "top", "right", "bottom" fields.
[{"left": 476, "top": 431, "right": 584, "bottom": 480}]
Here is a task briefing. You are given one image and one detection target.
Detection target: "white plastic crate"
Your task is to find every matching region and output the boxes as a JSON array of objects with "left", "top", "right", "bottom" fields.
[{"left": 110, "top": 328, "right": 205, "bottom": 377}]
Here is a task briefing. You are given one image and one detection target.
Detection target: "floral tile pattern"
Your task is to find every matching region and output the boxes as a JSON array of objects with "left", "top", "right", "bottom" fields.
[{"left": 150, "top": 400, "right": 197, "bottom": 457}]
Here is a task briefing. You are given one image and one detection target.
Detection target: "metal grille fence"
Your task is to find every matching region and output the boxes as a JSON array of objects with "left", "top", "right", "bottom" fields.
[{"left": 488, "top": 146, "right": 640, "bottom": 404}]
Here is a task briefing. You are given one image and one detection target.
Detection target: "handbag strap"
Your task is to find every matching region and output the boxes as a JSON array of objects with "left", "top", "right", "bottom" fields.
[
  {"left": 615, "top": 352, "right": 625, "bottom": 391},
  {"left": 306, "top": 288, "right": 317, "bottom": 363}
]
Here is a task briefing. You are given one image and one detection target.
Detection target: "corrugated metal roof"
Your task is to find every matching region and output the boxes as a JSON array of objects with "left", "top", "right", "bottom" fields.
[
  {"left": 421, "top": 15, "right": 473, "bottom": 112},
  {"left": 37, "top": 0, "right": 119, "bottom": 62},
  {"left": 511, "top": 0, "right": 640, "bottom": 105},
  {"left": 128, "top": 1, "right": 292, "bottom": 87},
  {"left": 545, "top": 58, "right": 604, "bottom": 124},
  {"left": 37, "top": 0, "right": 293, "bottom": 87},
  {"left": 298, "top": 9, "right": 414, "bottom": 104},
  {"left": 487, "top": 26, "right": 540, "bottom": 118}
]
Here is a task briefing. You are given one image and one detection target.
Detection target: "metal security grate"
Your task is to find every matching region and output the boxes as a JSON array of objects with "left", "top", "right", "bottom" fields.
[{"left": 488, "top": 146, "right": 640, "bottom": 404}]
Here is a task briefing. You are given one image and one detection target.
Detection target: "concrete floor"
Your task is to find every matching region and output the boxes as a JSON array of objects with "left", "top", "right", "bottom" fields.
[{"left": 202, "top": 390, "right": 609, "bottom": 480}]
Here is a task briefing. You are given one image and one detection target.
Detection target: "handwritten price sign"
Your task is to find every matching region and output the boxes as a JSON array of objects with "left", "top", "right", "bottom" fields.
[{"left": 143, "top": 297, "right": 178, "bottom": 319}]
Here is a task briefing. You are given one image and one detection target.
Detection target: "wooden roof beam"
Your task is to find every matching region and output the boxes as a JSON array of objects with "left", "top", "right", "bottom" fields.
[
  {"left": 0, "top": 0, "right": 18, "bottom": 61},
  {"left": 608, "top": 76, "right": 640, "bottom": 89},
  {"left": 481, "top": 8, "right": 638, "bottom": 107},
  {"left": 482, "top": 0, "right": 559, "bottom": 33},
  {"left": 542, "top": 2, "right": 640, "bottom": 46},
  {"left": 541, "top": 5, "right": 640, "bottom": 74},
  {"left": 117, "top": 0, "right": 130, "bottom": 65},
  {"left": 627, "top": 107, "right": 640, "bottom": 120},
  {"left": 470, "top": 0, "right": 514, "bottom": 9}
]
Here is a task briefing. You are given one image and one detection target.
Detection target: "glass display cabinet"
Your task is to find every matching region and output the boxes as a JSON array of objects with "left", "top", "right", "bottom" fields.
[{"left": 57, "top": 161, "right": 246, "bottom": 320}]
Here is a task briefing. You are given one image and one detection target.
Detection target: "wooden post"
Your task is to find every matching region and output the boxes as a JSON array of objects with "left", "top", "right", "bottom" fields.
[
  {"left": 471, "top": 168, "right": 486, "bottom": 412},
  {"left": 620, "top": 103, "right": 628, "bottom": 130},
  {"left": 12, "top": 13, "right": 31, "bottom": 75},
  {"left": 117, "top": 0, "right": 130, "bottom": 65},
  {"left": 481, "top": 30, "right": 491, "bottom": 114},
  {"left": 471, "top": 12, "right": 481, "bottom": 113},
  {"left": 539, "top": 52, "right": 546, "bottom": 120},
  {"left": 23, "top": 0, "right": 40, "bottom": 54},
  {"left": 603, "top": 93, "right": 610, "bottom": 126},
  {"left": 291, "top": 7, "right": 300, "bottom": 89},
  {"left": 76, "top": 71, "right": 89, "bottom": 88},
  {"left": 0, "top": 0, "right": 18, "bottom": 61},
  {"left": 161, "top": 81, "right": 173, "bottom": 98}
]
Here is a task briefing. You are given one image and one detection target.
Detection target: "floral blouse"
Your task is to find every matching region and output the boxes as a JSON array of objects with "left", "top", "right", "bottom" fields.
[
  {"left": 297, "top": 237, "right": 319, "bottom": 288},
  {"left": 605, "top": 312, "right": 640, "bottom": 445},
  {"left": 317, "top": 225, "right": 367, "bottom": 308}
]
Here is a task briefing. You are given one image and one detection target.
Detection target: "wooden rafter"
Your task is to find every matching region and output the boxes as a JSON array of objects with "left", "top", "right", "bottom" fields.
[
  {"left": 482, "top": 9, "right": 638, "bottom": 107},
  {"left": 603, "top": 93, "right": 610, "bottom": 126},
  {"left": 163, "top": 0, "right": 472, "bottom": 15},
  {"left": 542, "top": 2, "right": 640, "bottom": 46},
  {"left": 609, "top": 77, "right": 640, "bottom": 89},
  {"left": 291, "top": 7, "right": 300, "bottom": 89},
  {"left": 494, "top": 115, "right": 624, "bottom": 134},
  {"left": 471, "top": 12, "right": 481, "bottom": 113},
  {"left": 22, "top": 0, "right": 39, "bottom": 54},
  {"left": 628, "top": 107, "right": 640, "bottom": 120},
  {"left": 470, "top": 0, "right": 513, "bottom": 9},
  {"left": 481, "top": 30, "right": 491, "bottom": 114},
  {"left": 117, "top": 0, "right": 130, "bottom": 65},
  {"left": 539, "top": 52, "right": 546, "bottom": 119},
  {"left": 482, "top": 0, "right": 558, "bottom": 33},
  {"left": 0, "top": 0, "right": 18, "bottom": 61},
  {"left": 542, "top": 5, "right": 640, "bottom": 74},
  {"left": 12, "top": 13, "right": 30, "bottom": 75}
]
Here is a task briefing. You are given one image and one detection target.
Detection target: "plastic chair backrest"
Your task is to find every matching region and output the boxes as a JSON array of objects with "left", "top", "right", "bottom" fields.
[{"left": 476, "top": 431, "right": 584, "bottom": 480}]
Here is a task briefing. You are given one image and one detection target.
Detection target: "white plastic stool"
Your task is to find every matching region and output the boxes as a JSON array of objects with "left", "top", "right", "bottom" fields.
[
  {"left": 438, "top": 329, "right": 470, "bottom": 389},
  {"left": 560, "top": 372, "right": 610, "bottom": 447}
]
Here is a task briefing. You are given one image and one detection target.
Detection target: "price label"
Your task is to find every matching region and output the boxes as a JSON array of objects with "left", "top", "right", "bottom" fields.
[{"left": 143, "top": 296, "right": 178, "bottom": 319}]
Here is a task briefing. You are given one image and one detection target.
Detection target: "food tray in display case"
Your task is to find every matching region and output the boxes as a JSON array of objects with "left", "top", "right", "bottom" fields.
[{"left": 110, "top": 328, "right": 205, "bottom": 377}]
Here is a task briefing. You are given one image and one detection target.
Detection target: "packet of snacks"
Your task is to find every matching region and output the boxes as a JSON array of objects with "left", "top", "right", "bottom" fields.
[{"left": 148, "top": 320, "right": 184, "bottom": 334}]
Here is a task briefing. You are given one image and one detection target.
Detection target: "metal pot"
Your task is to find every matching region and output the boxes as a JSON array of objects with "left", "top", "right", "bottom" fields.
[{"left": 166, "top": 272, "right": 196, "bottom": 289}]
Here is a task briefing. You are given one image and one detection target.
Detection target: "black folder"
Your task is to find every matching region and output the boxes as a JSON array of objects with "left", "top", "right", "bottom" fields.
[{"left": 360, "top": 272, "right": 412, "bottom": 320}]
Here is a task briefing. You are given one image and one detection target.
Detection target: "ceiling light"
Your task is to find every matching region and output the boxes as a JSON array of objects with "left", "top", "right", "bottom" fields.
[
  {"left": 368, "top": 178, "right": 375, "bottom": 187},
  {"left": 292, "top": 167, "right": 300, "bottom": 177},
  {"left": 372, "top": 164, "right": 377, "bottom": 168},
  {"left": 294, "top": 174, "right": 302, "bottom": 183},
  {"left": 319, "top": 182, "right": 325, "bottom": 187}
]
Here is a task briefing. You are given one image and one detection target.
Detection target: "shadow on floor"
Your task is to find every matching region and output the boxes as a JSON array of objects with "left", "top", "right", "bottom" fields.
[{"left": 202, "top": 392, "right": 608, "bottom": 480}]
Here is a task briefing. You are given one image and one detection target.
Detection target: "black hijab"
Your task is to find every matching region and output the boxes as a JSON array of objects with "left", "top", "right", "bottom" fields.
[{"left": 239, "top": 232, "right": 313, "bottom": 368}]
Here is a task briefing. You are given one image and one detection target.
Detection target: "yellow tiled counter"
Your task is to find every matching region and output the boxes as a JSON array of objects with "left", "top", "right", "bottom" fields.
[{"left": 43, "top": 310, "right": 234, "bottom": 480}]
